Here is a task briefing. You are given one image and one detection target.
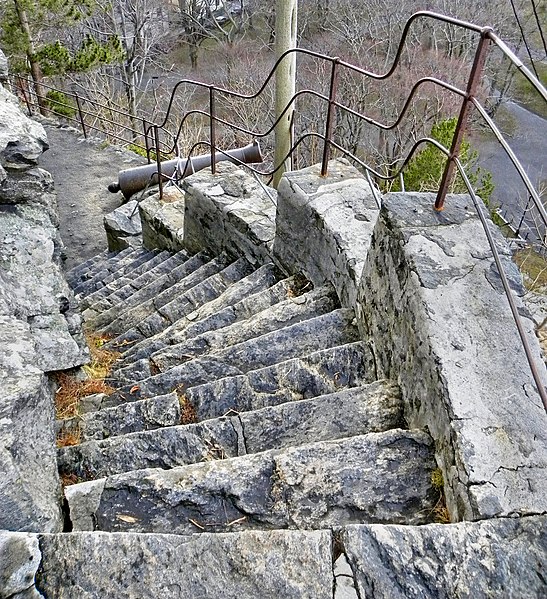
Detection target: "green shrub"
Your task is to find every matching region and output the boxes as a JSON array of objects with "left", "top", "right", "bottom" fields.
[{"left": 46, "top": 90, "right": 76, "bottom": 118}]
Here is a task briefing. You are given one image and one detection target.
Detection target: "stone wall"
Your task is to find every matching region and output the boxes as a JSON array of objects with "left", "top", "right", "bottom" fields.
[
  {"left": 356, "top": 193, "right": 547, "bottom": 520},
  {"left": 0, "top": 58, "right": 88, "bottom": 533}
]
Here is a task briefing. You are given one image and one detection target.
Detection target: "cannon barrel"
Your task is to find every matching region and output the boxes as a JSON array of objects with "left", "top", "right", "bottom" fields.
[{"left": 108, "top": 141, "right": 263, "bottom": 199}]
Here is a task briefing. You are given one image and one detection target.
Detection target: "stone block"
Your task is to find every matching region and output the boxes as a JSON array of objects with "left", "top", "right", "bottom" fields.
[
  {"left": 357, "top": 192, "right": 547, "bottom": 520},
  {"left": 274, "top": 159, "right": 380, "bottom": 308},
  {"left": 103, "top": 200, "right": 142, "bottom": 251},
  {"left": 0, "top": 316, "right": 63, "bottom": 533},
  {"left": 0, "top": 532, "right": 43, "bottom": 598},
  {"left": 182, "top": 162, "right": 276, "bottom": 264},
  {"left": 341, "top": 515, "right": 547, "bottom": 598},
  {"left": 139, "top": 187, "right": 185, "bottom": 251},
  {"left": 36, "top": 530, "right": 333, "bottom": 598}
]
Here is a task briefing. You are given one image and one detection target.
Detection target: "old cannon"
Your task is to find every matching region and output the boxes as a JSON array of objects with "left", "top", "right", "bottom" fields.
[{"left": 108, "top": 141, "right": 263, "bottom": 200}]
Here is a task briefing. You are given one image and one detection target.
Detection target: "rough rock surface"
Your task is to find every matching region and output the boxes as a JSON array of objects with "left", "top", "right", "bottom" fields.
[
  {"left": 357, "top": 192, "right": 547, "bottom": 520},
  {"left": 182, "top": 162, "right": 277, "bottom": 265},
  {"left": 140, "top": 187, "right": 185, "bottom": 251},
  {"left": 103, "top": 199, "right": 142, "bottom": 251},
  {"left": 0, "top": 82, "right": 87, "bottom": 533},
  {"left": 274, "top": 159, "right": 380, "bottom": 308},
  {"left": 341, "top": 515, "right": 547, "bottom": 598},
  {"left": 65, "top": 431, "right": 437, "bottom": 533},
  {"left": 0, "top": 532, "right": 43, "bottom": 599},
  {"left": 0, "top": 49, "right": 8, "bottom": 82},
  {"left": 36, "top": 529, "right": 334, "bottom": 599}
]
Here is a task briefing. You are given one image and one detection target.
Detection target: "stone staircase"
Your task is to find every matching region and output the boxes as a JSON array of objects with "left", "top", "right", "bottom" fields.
[{"left": 60, "top": 246, "right": 438, "bottom": 544}]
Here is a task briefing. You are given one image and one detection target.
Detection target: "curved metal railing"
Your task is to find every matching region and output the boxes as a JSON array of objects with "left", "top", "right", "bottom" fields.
[{"left": 15, "top": 11, "right": 547, "bottom": 409}]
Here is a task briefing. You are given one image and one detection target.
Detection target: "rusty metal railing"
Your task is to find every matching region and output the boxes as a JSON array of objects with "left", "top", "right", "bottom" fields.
[{"left": 15, "top": 11, "right": 547, "bottom": 410}]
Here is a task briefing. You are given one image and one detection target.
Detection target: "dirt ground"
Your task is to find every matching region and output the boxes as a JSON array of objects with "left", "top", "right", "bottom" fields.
[{"left": 38, "top": 123, "right": 145, "bottom": 271}]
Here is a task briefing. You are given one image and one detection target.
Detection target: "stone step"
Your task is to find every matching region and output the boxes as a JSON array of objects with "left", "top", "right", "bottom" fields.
[
  {"left": 105, "top": 257, "right": 255, "bottom": 343},
  {"left": 100, "top": 254, "right": 226, "bottom": 339},
  {"left": 9, "top": 517, "right": 544, "bottom": 598},
  {"left": 58, "top": 381, "right": 403, "bottom": 481},
  {"left": 114, "top": 265, "right": 288, "bottom": 369},
  {"left": 91, "top": 249, "right": 190, "bottom": 307},
  {"left": 65, "top": 249, "right": 111, "bottom": 288},
  {"left": 185, "top": 341, "right": 375, "bottom": 421},
  {"left": 70, "top": 247, "right": 147, "bottom": 295},
  {"left": 85, "top": 251, "right": 212, "bottom": 332},
  {"left": 80, "top": 392, "right": 181, "bottom": 442},
  {"left": 80, "top": 249, "right": 177, "bottom": 310},
  {"left": 31, "top": 529, "right": 335, "bottom": 598},
  {"left": 116, "top": 285, "right": 338, "bottom": 382},
  {"left": 105, "top": 308, "right": 359, "bottom": 403},
  {"left": 73, "top": 248, "right": 158, "bottom": 297},
  {"left": 65, "top": 429, "right": 437, "bottom": 533}
]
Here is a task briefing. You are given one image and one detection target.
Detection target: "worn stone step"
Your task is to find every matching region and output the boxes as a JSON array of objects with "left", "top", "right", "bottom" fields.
[
  {"left": 101, "top": 254, "right": 226, "bottom": 339},
  {"left": 186, "top": 341, "right": 375, "bottom": 421},
  {"left": 65, "top": 249, "right": 111, "bottom": 287},
  {"left": 114, "top": 265, "right": 288, "bottom": 369},
  {"left": 70, "top": 247, "right": 146, "bottom": 295},
  {"left": 65, "top": 429, "right": 437, "bottom": 533},
  {"left": 85, "top": 251, "right": 212, "bottom": 332},
  {"left": 106, "top": 257, "right": 255, "bottom": 343},
  {"left": 57, "top": 392, "right": 181, "bottom": 444},
  {"left": 30, "top": 529, "right": 335, "bottom": 598},
  {"left": 73, "top": 248, "right": 157, "bottom": 297},
  {"left": 58, "top": 381, "right": 403, "bottom": 481},
  {"left": 80, "top": 249, "right": 176, "bottom": 310},
  {"left": 106, "top": 308, "right": 359, "bottom": 402},
  {"left": 117, "top": 285, "right": 338, "bottom": 382},
  {"left": 93, "top": 249, "right": 190, "bottom": 306},
  {"left": 7, "top": 517, "right": 544, "bottom": 598}
]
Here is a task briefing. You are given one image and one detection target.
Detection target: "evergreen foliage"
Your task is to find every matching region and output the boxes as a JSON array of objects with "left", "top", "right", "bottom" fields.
[{"left": 395, "top": 117, "right": 495, "bottom": 206}]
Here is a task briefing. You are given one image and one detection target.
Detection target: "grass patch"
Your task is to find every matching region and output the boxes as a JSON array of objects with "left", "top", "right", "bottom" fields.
[
  {"left": 54, "top": 332, "right": 119, "bottom": 441},
  {"left": 514, "top": 247, "right": 547, "bottom": 291},
  {"left": 177, "top": 387, "right": 198, "bottom": 424},
  {"left": 430, "top": 468, "right": 451, "bottom": 524}
]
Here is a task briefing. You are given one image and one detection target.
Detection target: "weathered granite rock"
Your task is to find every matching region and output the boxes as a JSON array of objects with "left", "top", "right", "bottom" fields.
[
  {"left": 140, "top": 187, "right": 185, "bottom": 251},
  {"left": 65, "top": 430, "right": 437, "bottom": 533},
  {"left": 274, "top": 159, "right": 380, "bottom": 308},
  {"left": 57, "top": 381, "right": 403, "bottom": 480},
  {"left": 103, "top": 199, "right": 142, "bottom": 251},
  {"left": 186, "top": 341, "right": 374, "bottom": 421},
  {"left": 357, "top": 192, "right": 547, "bottom": 520},
  {"left": 340, "top": 515, "right": 547, "bottom": 598},
  {"left": 182, "top": 162, "right": 276, "bottom": 265},
  {"left": 0, "top": 532, "right": 44, "bottom": 599},
  {"left": 0, "top": 316, "right": 63, "bottom": 533},
  {"left": 0, "top": 209, "right": 88, "bottom": 370},
  {"left": 36, "top": 529, "right": 334, "bottom": 598},
  {"left": 0, "top": 85, "right": 48, "bottom": 166}
]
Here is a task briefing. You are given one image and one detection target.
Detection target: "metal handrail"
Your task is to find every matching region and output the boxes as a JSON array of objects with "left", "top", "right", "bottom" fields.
[{"left": 15, "top": 11, "right": 547, "bottom": 410}]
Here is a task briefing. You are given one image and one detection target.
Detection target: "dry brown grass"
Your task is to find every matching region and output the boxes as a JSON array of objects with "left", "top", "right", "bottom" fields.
[
  {"left": 430, "top": 468, "right": 451, "bottom": 524},
  {"left": 286, "top": 273, "right": 313, "bottom": 298},
  {"left": 54, "top": 332, "right": 119, "bottom": 427},
  {"left": 177, "top": 387, "right": 198, "bottom": 424},
  {"left": 56, "top": 427, "right": 82, "bottom": 448},
  {"left": 60, "top": 473, "right": 81, "bottom": 487}
]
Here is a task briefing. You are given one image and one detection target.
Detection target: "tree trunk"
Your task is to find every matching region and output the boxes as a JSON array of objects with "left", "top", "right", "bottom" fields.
[
  {"left": 273, "top": 0, "right": 297, "bottom": 188},
  {"left": 13, "top": 0, "right": 48, "bottom": 115}
]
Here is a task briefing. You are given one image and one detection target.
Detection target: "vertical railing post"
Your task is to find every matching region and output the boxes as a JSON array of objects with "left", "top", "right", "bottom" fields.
[
  {"left": 153, "top": 125, "right": 163, "bottom": 199},
  {"left": 209, "top": 86, "right": 216, "bottom": 175},
  {"left": 435, "top": 29, "right": 492, "bottom": 210},
  {"left": 321, "top": 58, "right": 340, "bottom": 177},
  {"left": 18, "top": 76, "right": 32, "bottom": 116},
  {"left": 143, "top": 119, "right": 151, "bottom": 164},
  {"left": 74, "top": 94, "right": 87, "bottom": 139}
]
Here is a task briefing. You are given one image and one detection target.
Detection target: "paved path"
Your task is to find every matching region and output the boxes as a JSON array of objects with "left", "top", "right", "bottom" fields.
[{"left": 38, "top": 124, "right": 145, "bottom": 270}]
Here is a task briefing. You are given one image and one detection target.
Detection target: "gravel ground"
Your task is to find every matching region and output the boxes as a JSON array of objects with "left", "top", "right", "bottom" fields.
[{"left": 38, "top": 123, "right": 145, "bottom": 270}]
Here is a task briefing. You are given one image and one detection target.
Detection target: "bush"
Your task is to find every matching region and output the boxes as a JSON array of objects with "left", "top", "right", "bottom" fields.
[{"left": 46, "top": 89, "right": 76, "bottom": 118}]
